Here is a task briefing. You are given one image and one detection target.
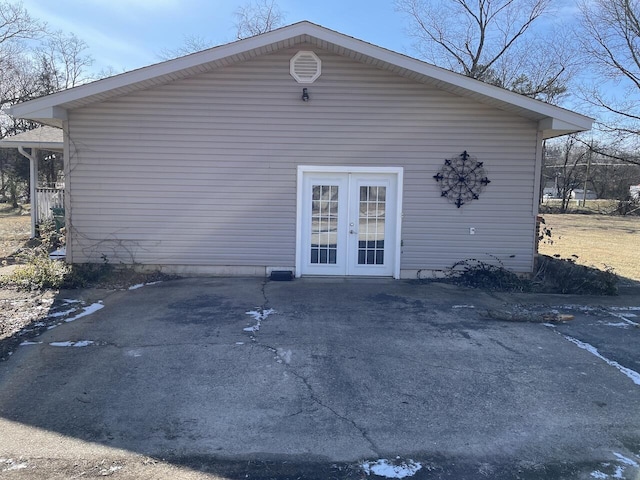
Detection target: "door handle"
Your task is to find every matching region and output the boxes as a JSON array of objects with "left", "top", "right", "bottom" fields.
[{"left": 350, "top": 229, "right": 357, "bottom": 234}]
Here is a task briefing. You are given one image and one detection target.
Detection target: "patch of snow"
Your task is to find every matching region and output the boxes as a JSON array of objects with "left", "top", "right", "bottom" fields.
[
  {"left": 542, "top": 323, "right": 556, "bottom": 328},
  {"left": 0, "top": 459, "right": 28, "bottom": 472},
  {"left": 47, "top": 324, "right": 59, "bottom": 330},
  {"left": 47, "top": 308, "right": 79, "bottom": 319},
  {"left": 243, "top": 308, "right": 276, "bottom": 332},
  {"left": 277, "top": 348, "right": 292, "bottom": 365},
  {"left": 452, "top": 305, "right": 475, "bottom": 309},
  {"left": 608, "top": 312, "right": 639, "bottom": 327},
  {"left": 62, "top": 299, "right": 81, "bottom": 304},
  {"left": 235, "top": 342, "right": 244, "bottom": 345},
  {"left": 19, "top": 341, "right": 42, "bottom": 346},
  {"left": 48, "top": 247, "right": 66, "bottom": 259},
  {"left": 361, "top": 459, "right": 422, "bottom": 479},
  {"left": 49, "top": 341, "right": 95, "bottom": 347},
  {"left": 125, "top": 349, "right": 142, "bottom": 357},
  {"left": 129, "top": 281, "right": 162, "bottom": 290},
  {"left": 602, "top": 322, "right": 631, "bottom": 328},
  {"left": 613, "top": 466, "right": 625, "bottom": 479},
  {"left": 590, "top": 471, "right": 608, "bottom": 479},
  {"left": 555, "top": 304, "right": 599, "bottom": 312},
  {"left": 613, "top": 453, "right": 639, "bottom": 467},
  {"left": 99, "top": 465, "right": 122, "bottom": 475},
  {"left": 64, "top": 302, "right": 104, "bottom": 322},
  {"left": 563, "top": 335, "right": 640, "bottom": 386},
  {"left": 609, "top": 306, "right": 640, "bottom": 311}
]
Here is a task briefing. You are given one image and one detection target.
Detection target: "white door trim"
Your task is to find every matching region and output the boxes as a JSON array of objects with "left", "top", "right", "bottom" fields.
[{"left": 295, "top": 165, "right": 403, "bottom": 279}]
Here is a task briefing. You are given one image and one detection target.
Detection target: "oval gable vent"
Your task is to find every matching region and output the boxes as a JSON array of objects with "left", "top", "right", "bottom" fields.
[{"left": 290, "top": 51, "right": 321, "bottom": 84}]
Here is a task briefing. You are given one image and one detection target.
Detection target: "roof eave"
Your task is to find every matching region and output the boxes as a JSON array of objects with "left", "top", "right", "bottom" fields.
[
  {"left": 0, "top": 140, "right": 63, "bottom": 152},
  {"left": 0, "top": 125, "right": 64, "bottom": 151},
  {"left": 7, "top": 21, "right": 594, "bottom": 136},
  {"left": 8, "top": 105, "right": 67, "bottom": 127},
  {"left": 9, "top": 22, "right": 317, "bottom": 119},
  {"left": 539, "top": 117, "right": 592, "bottom": 140}
]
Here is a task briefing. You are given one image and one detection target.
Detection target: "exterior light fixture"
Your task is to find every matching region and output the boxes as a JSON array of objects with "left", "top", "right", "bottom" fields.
[{"left": 302, "top": 88, "right": 310, "bottom": 101}]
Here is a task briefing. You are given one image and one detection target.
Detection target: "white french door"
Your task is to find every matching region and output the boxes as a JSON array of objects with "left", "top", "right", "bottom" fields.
[{"left": 297, "top": 168, "right": 402, "bottom": 277}]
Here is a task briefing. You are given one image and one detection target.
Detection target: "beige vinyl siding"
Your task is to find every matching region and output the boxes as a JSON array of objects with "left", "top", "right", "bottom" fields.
[{"left": 67, "top": 45, "right": 538, "bottom": 273}]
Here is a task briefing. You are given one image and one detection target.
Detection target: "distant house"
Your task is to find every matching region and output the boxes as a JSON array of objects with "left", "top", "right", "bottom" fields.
[
  {"left": 542, "top": 186, "right": 559, "bottom": 199},
  {"left": 6, "top": 22, "right": 592, "bottom": 278},
  {"left": 571, "top": 189, "right": 598, "bottom": 200},
  {"left": 631, "top": 185, "right": 640, "bottom": 200}
]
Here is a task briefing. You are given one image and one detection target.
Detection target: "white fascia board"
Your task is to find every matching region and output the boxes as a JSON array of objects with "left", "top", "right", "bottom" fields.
[
  {"left": 0, "top": 141, "right": 63, "bottom": 151},
  {"left": 9, "top": 104, "right": 67, "bottom": 124},
  {"left": 539, "top": 117, "right": 592, "bottom": 139}
]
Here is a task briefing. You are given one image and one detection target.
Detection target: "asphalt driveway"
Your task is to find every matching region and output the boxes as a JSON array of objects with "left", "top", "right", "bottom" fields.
[{"left": 0, "top": 277, "right": 639, "bottom": 479}]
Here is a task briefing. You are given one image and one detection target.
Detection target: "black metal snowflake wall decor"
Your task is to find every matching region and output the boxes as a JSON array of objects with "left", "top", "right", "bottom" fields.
[{"left": 433, "top": 151, "right": 491, "bottom": 208}]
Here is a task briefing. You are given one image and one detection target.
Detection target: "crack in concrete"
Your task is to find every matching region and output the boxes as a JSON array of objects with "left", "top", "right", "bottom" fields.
[
  {"left": 254, "top": 339, "right": 381, "bottom": 455},
  {"left": 249, "top": 282, "right": 379, "bottom": 456},
  {"left": 259, "top": 278, "right": 269, "bottom": 310},
  {"left": 287, "top": 366, "right": 381, "bottom": 457}
]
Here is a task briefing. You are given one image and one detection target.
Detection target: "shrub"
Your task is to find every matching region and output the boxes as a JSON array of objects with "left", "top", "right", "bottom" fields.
[
  {"left": 0, "top": 220, "right": 114, "bottom": 290},
  {"left": 61, "top": 261, "right": 114, "bottom": 288},
  {"left": 422, "top": 254, "right": 618, "bottom": 296},
  {"left": 443, "top": 258, "right": 531, "bottom": 292},
  {"left": 532, "top": 255, "right": 618, "bottom": 295},
  {"left": 2, "top": 254, "right": 71, "bottom": 290}
]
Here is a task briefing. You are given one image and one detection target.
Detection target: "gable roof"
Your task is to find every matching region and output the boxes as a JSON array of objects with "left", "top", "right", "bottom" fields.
[
  {"left": 0, "top": 126, "right": 63, "bottom": 152},
  {"left": 7, "top": 21, "right": 592, "bottom": 139}
]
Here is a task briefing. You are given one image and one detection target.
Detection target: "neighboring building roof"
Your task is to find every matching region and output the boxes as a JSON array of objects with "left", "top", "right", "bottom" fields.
[
  {"left": 0, "top": 126, "right": 63, "bottom": 151},
  {"left": 6, "top": 21, "right": 592, "bottom": 139}
]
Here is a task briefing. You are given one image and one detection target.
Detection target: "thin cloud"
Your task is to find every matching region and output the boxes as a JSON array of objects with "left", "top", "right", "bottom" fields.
[
  {"left": 83, "top": 0, "right": 184, "bottom": 14},
  {"left": 21, "top": 0, "right": 160, "bottom": 69}
]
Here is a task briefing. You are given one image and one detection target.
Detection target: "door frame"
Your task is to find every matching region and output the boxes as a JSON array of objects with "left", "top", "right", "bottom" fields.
[{"left": 295, "top": 165, "right": 403, "bottom": 279}]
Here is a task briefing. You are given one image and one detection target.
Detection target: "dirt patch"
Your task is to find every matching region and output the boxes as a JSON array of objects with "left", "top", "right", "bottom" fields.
[
  {"left": 0, "top": 268, "right": 179, "bottom": 360},
  {"left": 0, "top": 288, "right": 58, "bottom": 360}
]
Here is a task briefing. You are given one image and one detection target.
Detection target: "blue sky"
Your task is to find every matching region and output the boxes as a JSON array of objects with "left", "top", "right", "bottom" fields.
[
  {"left": 21, "top": 0, "right": 412, "bottom": 72},
  {"left": 20, "top": 0, "right": 609, "bottom": 122},
  {"left": 21, "top": 0, "right": 582, "bottom": 73}
]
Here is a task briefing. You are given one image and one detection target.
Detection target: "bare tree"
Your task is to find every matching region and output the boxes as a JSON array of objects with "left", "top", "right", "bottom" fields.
[
  {"left": 0, "top": 2, "right": 92, "bottom": 204},
  {"left": 234, "top": 0, "right": 285, "bottom": 40},
  {"left": 577, "top": 0, "right": 640, "bottom": 146},
  {"left": 36, "top": 30, "right": 93, "bottom": 91},
  {"left": 0, "top": 1, "right": 45, "bottom": 108},
  {"left": 160, "top": 0, "right": 286, "bottom": 60},
  {"left": 395, "top": 0, "right": 572, "bottom": 102},
  {"left": 0, "top": 0, "right": 44, "bottom": 45},
  {"left": 543, "top": 135, "right": 589, "bottom": 212},
  {"left": 158, "top": 34, "right": 212, "bottom": 61}
]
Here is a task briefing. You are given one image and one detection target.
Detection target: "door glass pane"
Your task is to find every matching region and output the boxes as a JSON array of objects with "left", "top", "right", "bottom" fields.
[
  {"left": 358, "top": 186, "right": 386, "bottom": 265},
  {"left": 310, "top": 185, "right": 338, "bottom": 264}
]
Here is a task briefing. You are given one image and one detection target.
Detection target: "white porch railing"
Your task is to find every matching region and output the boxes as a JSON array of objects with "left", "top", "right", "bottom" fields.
[{"left": 36, "top": 187, "right": 65, "bottom": 223}]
